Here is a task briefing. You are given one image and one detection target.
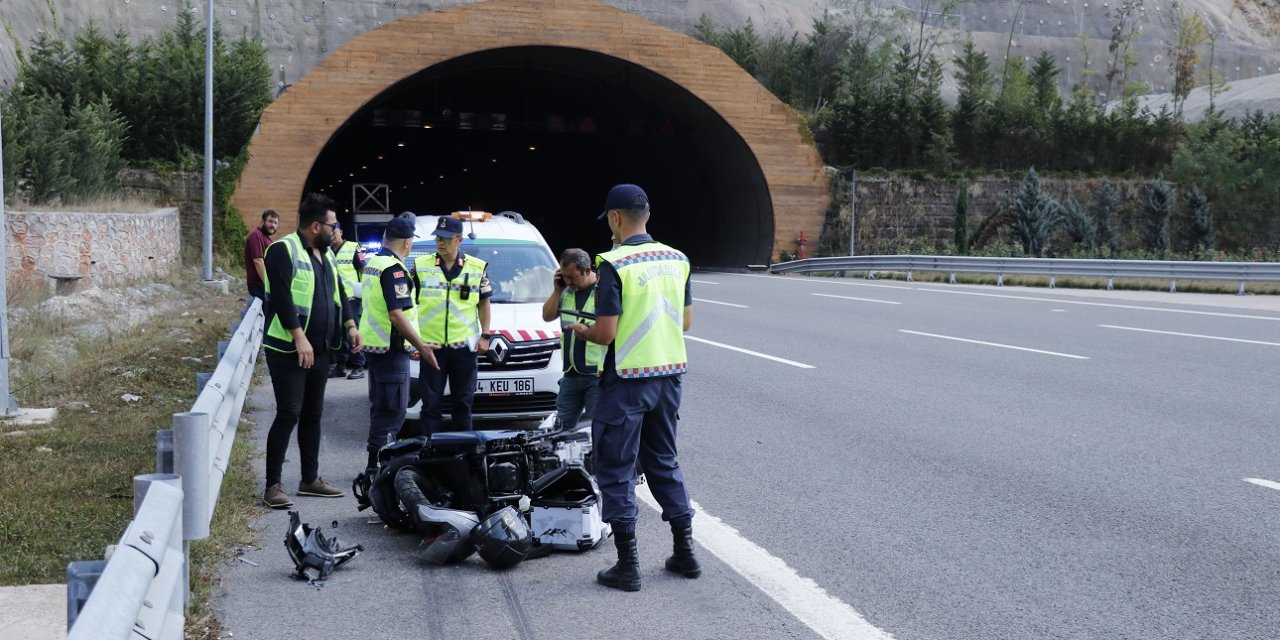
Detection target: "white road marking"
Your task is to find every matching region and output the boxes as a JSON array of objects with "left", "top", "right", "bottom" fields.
[
  {"left": 1098, "top": 324, "right": 1280, "bottom": 347},
  {"left": 1052, "top": 309, "right": 1067, "bottom": 313},
  {"left": 1244, "top": 478, "right": 1280, "bottom": 492},
  {"left": 733, "top": 272, "right": 915, "bottom": 290},
  {"left": 695, "top": 298, "right": 749, "bottom": 308},
  {"left": 813, "top": 293, "right": 902, "bottom": 305},
  {"left": 637, "top": 484, "right": 895, "bottom": 640},
  {"left": 899, "top": 330, "right": 1090, "bottom": 360},
  {"left": 685, "top": 335, "right": 815, "bottom": 369},
  {"left": 691, "top": 279, "right": 720, "bottom": 285},
  {"left": 918, "top": 288, "right": 1280, "bottom": 321}
]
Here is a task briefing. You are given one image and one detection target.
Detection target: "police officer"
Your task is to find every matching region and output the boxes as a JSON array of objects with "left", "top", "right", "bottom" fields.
[
  {"left": 565, "top": 184, "right": 699, "bottom": 591},
  {"left": 330, "top": 226, "right": 367, "bottom": 379},
  {"left": 413, "top": 216, "right": 492, "bottom": 433},
  {"left": 541, "top": 248, "right": 604, "bottom": 429},
  {"left": 261, "top": 193, "right": 360, "bottom": 508},
  {"left": 359, "top": 216, "right": 439, "bottom": 470}
]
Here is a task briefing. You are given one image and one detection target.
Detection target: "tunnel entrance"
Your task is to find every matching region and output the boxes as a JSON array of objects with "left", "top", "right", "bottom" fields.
[{"left": 303, "top": 46, "right": 772, "bottom": 266}]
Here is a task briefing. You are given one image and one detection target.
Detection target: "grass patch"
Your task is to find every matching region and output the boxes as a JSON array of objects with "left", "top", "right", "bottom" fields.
[{"left": 0, "top": 271, "right": 266, "bottom": 639}]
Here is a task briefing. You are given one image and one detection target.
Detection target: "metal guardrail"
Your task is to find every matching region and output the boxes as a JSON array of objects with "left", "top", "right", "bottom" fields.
[
  {"left": 769, "top": 255, "right": 1280, "bottom": 294},
  {"left": 67, "top": 298, "right": 265, "bottom": 640}
]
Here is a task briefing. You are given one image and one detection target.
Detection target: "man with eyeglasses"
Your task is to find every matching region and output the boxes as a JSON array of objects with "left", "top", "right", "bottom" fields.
[{"left": 260, "top": 193, "right": 362, "bottom": 509}]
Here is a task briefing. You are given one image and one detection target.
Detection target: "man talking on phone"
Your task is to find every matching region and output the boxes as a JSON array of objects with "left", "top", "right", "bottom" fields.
[{"left": 541, "top": 248, "right": 603, "bottom": 429}]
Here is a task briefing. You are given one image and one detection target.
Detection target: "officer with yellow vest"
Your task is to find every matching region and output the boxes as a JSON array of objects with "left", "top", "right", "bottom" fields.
[
  {"left": 260, "top": 193, "right": 360, "bottom": 509},
  {"left": 541, "top": 247, "right": 604, "bottom": 429},
  {"left": 359, "top": 215, "right": 439, "bottom": 470},
  {"left": 413, "top": 215, "right": 492, "bottom": 433},
  {"left": 565, "top": 184, "right": 699, "bottom": 591},
  {"left": 329, "top": 226, "right": 367, "bottom": 380}
]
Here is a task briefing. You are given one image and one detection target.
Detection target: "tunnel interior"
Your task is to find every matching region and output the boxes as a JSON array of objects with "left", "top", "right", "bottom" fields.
[{"left": 305, "top": 46, "right": 773, "bottom": 266}]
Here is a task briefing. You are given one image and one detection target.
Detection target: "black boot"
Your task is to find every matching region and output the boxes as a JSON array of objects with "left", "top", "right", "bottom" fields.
[
  {"left": 664, "top": 524, "right": 701, "bottom": 578},
  {"left": 597, "top": 533, "right": 641, "bottom": 591}
]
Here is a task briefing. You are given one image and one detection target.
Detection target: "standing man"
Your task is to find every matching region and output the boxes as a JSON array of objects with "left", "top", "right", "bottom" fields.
[
  {"left": 330, "top": 226, "right": 368, "bottom": 380},
  {"left": 244, "top": 209, "right": 279, "bottom": 303},
  {"left": 261, "top": 194, "right": 360, "bottom": 508},
  {"left": 360, "top": 216, "right": 439, "bottom": 471},
  {"left": 541, "top": 248, "right": 604, "bottom": 429},
  {"left": 413, "top": 216, "right": 492, "bottom": 433},
  {"left": 566, "top": 184, "right": 699, "bottom": 591}
]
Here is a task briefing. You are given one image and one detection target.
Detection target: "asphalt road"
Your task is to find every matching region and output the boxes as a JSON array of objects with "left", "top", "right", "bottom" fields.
[{"left": 217, "top": 274, "right": 1280, "bottom": 640}]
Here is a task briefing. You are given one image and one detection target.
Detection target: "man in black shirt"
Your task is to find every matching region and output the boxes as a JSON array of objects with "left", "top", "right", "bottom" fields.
[{"left": 261, "top": 193, "right": 361, "bottom": 508}]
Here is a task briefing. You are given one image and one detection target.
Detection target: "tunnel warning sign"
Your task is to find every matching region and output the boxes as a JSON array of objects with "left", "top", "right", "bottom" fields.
[{"left": 353, "top": 184, "right": 390, "bottom": 214}]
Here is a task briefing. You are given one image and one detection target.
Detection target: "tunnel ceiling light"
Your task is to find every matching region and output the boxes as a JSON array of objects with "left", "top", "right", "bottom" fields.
[
  {"left": 491, "top": 158, "right": 498, "bottom": 164},
  {"left": 423, "top": 124, "right": 432, "bottom": 129},
  {"left": 528, "top": 145, "right": 537, "bottom": 151},
  {"left": 397, "top": 142, "right": 406, "bottom": 147},
  {"left": 377, "top": 155, "right": 384, "bottom": 160},
  {"left": 439, "top": 175, "right": 445, "bottom": 179},
  {"left": 463, "top": 168, "right": 469, "bottom": 173},
  {"left": 348, "top": 172, "right": 355, "bottom": 177},
  {"left": 361, "top": 165, "right": 367, "bottom": 170},
  {"left": 420, "top": 181, "right": 425, "bottom": 185}
]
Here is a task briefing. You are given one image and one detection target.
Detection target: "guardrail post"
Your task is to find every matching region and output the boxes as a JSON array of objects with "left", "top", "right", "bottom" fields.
[
  {"left": 1169, "top": 279, "right": 1178, "bottom": 293},
  {"left": 1049, "top": 276, "right": 1056, "bottom": 289},
  {"left": 174, "top": 411, "right": 210, "bottom": 607},
  {"left": 906, "top": 270, "right": 913, "bottom": 283},
  {"left": 217, "top": 339, "right": 230, "bottom": 360},
  {"left": 1238, "top": 281, "right": 1246, "bottom": 296},
  {"left": 196, "top": 372, "right": 213, "bottom": 396},
  {"left": 997, "top": 274, "right": 1004, "bottom": 287},
  {"left": 949, "top": 272, "right": 956, "bottom": 284},
  {"left": 66, "top": 560, "right": 106, "bottom": 630},
  {"left": 156, "top": 429, "right": 174, "bottom": 474},
  {"left": 1107, "top": 277, "right": 1114, "bottom": 291}
]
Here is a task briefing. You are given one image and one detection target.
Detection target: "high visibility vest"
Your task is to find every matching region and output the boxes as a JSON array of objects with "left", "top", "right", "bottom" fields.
[
  {"left": 263, "top": 233, "right": 342, "bottom": 354},
  {"left": 359, "top": 252, "right": 416, "bottom": 352},
  {"left": 596, "top": 242, "right": 689, "bottom": 379},
  {"left": 413, "top": 254, "right": 488, "bottom": 347},
  {"left": 560, "top": 286, "right": 605, "bottom": 375},
  {"left": 334, "top": 241, "right": 361, "bottom": 299}
]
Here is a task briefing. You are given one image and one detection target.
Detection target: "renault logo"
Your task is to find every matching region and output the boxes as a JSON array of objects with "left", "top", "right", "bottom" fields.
[{"left": 488, "top": 336, "right": 510, "bottom": 365}]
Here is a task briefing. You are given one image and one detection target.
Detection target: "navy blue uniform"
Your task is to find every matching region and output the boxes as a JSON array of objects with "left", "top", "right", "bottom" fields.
[
  {"left": 592, "top": 234, "right": 694, "bottom": 535},
  {"left": 365, "top": 248, "right": 416, "bottom": 456}
]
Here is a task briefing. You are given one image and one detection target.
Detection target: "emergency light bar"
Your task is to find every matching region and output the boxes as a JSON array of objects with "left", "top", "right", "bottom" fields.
[{"left": 451, "top": 210, "right": 493, "bottom": 221}]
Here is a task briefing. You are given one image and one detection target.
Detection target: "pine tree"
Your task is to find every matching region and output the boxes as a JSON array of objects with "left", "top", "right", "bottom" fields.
[
  {"left": 1012, "top": 167, "right": 1061, "bottom": 257},
  {"left": 1181, "top": 185, "right": 1215, "bottom": 252},
  {"left": 1060, "top": 198, "right": 1096, "bottom": 253},
  {"left": 1090, "top": 181, "right": 1123, "bottom": 256},
  {"left": 1140, "top": 175, "right": 1174, "bottom": 255}
]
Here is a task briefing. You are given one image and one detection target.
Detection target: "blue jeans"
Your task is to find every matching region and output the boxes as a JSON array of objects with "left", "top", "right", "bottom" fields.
[{"left": 555, "top": 371, "right": 599, "bottom": 429}]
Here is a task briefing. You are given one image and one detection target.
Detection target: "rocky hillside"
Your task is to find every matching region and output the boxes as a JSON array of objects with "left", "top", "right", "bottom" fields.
[{"left": 1, "top": 0, "right": 1277, "bottom": 107}]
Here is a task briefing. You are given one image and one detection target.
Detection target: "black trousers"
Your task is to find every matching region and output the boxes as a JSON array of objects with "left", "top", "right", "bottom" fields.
[
  {"left": 333, "top": 299, "right": 366, "bottom": 369},
  {"left": 419, "top": 346, "right": 478, "bottom": 433},
  {"left": 265, "top": 350, "right": 331, "bottom": 487},
  {"left": 366, "top": 351, "right": 410, "bottom": 453}
]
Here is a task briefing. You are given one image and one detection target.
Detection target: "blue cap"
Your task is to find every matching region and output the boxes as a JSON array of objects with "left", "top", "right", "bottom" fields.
[
  {"left": 432, "top": 215, "right": 464, "bottom": 238},
  {"left": 385, "top": 216, "right": 418, "bottom": 239},
  {"left": 598, "top": 184, "right": 649, "bottom": 220}
]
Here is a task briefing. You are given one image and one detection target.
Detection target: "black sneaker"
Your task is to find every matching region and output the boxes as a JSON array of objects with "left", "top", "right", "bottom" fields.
[
  {"left": 328, "top": 364, "right": 347, "bottom": 378},
  {"left": 346, "top": 367, "right": 366, "bottom": 380}
]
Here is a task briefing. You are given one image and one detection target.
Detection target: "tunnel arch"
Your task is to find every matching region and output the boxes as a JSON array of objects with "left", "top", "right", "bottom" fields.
[{"left": 233, "top": 0, "right": 827, "bottom": 267}]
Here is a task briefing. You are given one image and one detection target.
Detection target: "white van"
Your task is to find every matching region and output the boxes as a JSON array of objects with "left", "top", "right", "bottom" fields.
[{"left": 404, "top": 211, "right": 562, "bottom": 424}]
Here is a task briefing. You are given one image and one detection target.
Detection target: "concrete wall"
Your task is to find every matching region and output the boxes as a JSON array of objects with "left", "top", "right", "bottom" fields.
[{"left": 5, "top": 209, "right": 181, "bottom": 293}]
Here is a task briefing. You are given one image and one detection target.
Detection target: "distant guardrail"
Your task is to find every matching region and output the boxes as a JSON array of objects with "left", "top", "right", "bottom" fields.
[
  {"left": 66, "top": 298, "right": 265, "bottom": 640},
  {"left": 769, "top": 255, "right": 1280, "bottom": 294}
]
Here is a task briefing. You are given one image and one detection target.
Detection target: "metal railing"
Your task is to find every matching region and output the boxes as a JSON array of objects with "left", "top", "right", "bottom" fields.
[
  {"left": 770, "top": 255, "right": 1280, "bottom": 294},
  {"left": 67, "top": 298, "right": 265, "bottom": 640}
]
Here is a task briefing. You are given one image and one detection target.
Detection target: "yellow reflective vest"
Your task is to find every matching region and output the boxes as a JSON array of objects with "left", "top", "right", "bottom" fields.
[
  {"left": 559, "top": 286, "right": 604, "bottom": 375},
  {"left": 596, "top": 242, "right": 689, "bottom": 379},
  {"left": 264, "top": 233, "right": 342, "bottom": 354},
  {"left": 413, "top": 254, "right": 487, "bottom": 347},
  {"left": 334, "top": 241, "right": 362, "bottom": 299},
  {"left": 360, "top": 252, "right": 417, "bottom": 352}
]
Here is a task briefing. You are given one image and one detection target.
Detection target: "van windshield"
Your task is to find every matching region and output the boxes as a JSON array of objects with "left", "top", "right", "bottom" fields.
[{"left": 409, "top": 241, "right": 556, "bottom": 303}]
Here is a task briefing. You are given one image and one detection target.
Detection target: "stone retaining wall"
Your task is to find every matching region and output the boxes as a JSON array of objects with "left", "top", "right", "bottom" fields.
[{"left": 5, "top": 209, "right": 181, "bottom": 293}]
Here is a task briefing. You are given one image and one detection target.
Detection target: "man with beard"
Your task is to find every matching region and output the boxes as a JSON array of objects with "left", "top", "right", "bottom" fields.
[
  {"left": 260, "top": 193, "right": 362, "bottom": 508},
  {"left": 244, "top": 209, "right": 279, "bottom": 303}
]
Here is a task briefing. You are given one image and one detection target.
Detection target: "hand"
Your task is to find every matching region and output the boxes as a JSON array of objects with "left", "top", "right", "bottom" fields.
[
  {"left": 348, "top": 327, "right": 363, "bottom": 353},
  {"left": 553, "top": 269, "right": 566, "bottom": 291},
  {"left": 475, "top": 336, "right": 490, "bottom": 355},
  {"left": 417, "top": 343, "right": 441, "bottom": 370},
  {"left": 564, "top": 322, "right": 588, "bottom": 338},
  {"left": 295, "top": 335, "right": 315, "bottom": 369}
]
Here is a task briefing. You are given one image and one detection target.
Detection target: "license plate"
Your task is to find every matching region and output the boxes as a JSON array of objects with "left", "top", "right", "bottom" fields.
[{"left": 477, "top": 377, "right": 534, "bottom": 396}]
